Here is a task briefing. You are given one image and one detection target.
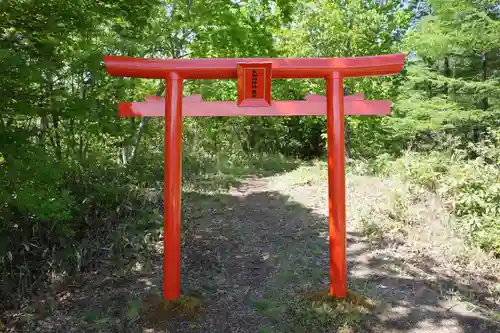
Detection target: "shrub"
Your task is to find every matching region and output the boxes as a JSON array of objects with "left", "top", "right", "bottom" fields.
[
  {"left": 379, "top": 129, "right": 499, "bottom": 256},
  {"left": 0, "top": 144, "right": 163, "bottom": 306}
]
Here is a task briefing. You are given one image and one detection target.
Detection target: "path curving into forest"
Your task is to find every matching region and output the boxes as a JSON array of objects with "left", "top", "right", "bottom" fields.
[{"left": 5, "top": 164, "right": 499, "bottom": 333}]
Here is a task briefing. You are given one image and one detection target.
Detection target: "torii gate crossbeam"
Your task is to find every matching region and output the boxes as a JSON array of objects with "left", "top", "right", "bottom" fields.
[
  {"left": 104, "top": 54, "right": 406, "bottom": 301},
  {"left": 118, "top": 93, "right": 393, "bottom": 117}
]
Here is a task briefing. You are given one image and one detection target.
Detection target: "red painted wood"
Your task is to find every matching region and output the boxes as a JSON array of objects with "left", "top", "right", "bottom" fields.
[
  {"left": 104, "top": 54, "right": 406, "bottom": 79},
  {"left": 164, "top": 72, "right": 183, "bottom": 300},
  {"left": 147, "top": 93, "right": 363, "bottom": 103},
  {"left": 118, "top": 93, "right": 390, "bottom": 117},
  {"left": 326, "top": 72, "right": 347, "bottom": 297}
]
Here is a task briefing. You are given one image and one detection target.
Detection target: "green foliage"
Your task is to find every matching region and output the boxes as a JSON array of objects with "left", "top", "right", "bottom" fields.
[
  {"left": 1, "top": 0, "right": 499, "bottom": 311},
  {"left": 179, "top": 0, "right": 413, "bottom": 160},
  {"left": 0, "top": 0, "right": 305, "bottom": 303},
  {"left": 0, "top": 0, "right": 163, "bottom": 302},
  {"left": 382, "top": 129, "right": 499, "bottom": 255},
  {"left": 281, "top": 291, "right": 376, "bottom": 332},
  {"left": 390, "top": 0, "right": 500, "bottom": 153},
  {"left": 374, "top": 1, "right": 500, "bottom": 256},
  {"left": 275, "top": 0, "right": 412, "bottom": 159}
]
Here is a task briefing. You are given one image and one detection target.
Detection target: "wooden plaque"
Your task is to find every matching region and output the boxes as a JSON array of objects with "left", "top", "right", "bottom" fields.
[{"left": 237, "top": 63, "right": 272, "bottom": 107}]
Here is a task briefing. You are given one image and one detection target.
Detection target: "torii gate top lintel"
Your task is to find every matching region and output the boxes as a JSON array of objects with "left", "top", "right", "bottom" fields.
[
  {"left": 104, "top": 53, "right": 406, "bottom": 79},
  {"left": 103, "top": 53, "right": 405, "bottom": 302}
]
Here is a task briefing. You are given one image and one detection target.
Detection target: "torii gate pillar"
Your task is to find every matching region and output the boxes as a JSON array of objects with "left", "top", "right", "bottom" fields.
[
  {"left": 164, "top": 72, "right": 183, "bottom": 299},
  {"left": 326, "top": 72, "right": 347, "bottom": 297},
  {"left": 104, "top": 54, "right": 406, "bottom": 300}
]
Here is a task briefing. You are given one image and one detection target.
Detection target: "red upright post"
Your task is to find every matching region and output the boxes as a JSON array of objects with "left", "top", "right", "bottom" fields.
[
  {"left": 164, "top": 72, "right": 183, "bottom": 300},
  {"left": 326, "top": 72, "right": 347, "bottom": 297}
]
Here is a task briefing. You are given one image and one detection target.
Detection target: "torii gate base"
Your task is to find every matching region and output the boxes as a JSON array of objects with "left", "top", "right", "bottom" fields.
[{"left": 104, "top": 54, "right": 405, "bottom": 300}]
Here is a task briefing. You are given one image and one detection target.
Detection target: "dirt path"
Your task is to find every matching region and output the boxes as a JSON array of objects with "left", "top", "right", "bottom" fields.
[
  {"left": 4, "top": 164, "right": 499, "bottom": 333},
  {"left": 266, "top": 163, "right": 500, "bottom": 333}
]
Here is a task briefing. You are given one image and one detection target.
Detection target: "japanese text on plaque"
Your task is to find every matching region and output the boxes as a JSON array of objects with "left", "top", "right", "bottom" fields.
[{"left": 251, "top": 70, "right": 258, "bottom": 98}]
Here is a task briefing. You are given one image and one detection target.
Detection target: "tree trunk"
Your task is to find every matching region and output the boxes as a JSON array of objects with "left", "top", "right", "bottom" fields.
[
  {"left": 481, "top": 52, "right": 488, "bottom": 110},
  {"left": 128, "top": 81, "right": 164, "bottom": 164}
]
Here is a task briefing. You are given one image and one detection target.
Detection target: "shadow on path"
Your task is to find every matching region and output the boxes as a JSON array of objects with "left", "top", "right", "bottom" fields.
[{"left": 5, "top": 185, "right": 499, "bottom": 333}]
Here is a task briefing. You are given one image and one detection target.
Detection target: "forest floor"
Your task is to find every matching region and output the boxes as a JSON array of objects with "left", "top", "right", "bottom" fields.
[{"left": 3, "top": 161, "right": 500, "bottom": 333}]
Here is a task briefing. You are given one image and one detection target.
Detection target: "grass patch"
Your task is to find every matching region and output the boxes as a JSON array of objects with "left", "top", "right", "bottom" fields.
[
  {"left": 279, "top": 291, "right": 377, "bottom": 332},
  {"left": 377, "top": 147, "right": 500, "bottom": 256},
  {"left": 251, "top": 291, "right": 379, "bottom": 332},
  {"left": 270, "top": 160, "right": 326, "bottom": 186},
  {"left": 358, "top": 189, "right": 413, "bottom": 242},
  {"left": 183, "top": 152, "right": 302, "bottom": 193},
  {"left": 301, "top": 291, "right": 377, "bottom": 312},
  {"left": 259, "top": 328, "right": 276, "bottom": 333},
  {"left": 386, "top": 190, "right": 412, "bottom": 225},
  {"left": 359, "top": 217, "right": 386, "bottom": 242},
  {"left": 138, "top": 294, "right": 203, "bottom": 325},
  {"left": 253, "top": 298, "right": 286, "bottom": 322},
  {"left": 254, "top": 298, "right": 275, "bottom": 311}
]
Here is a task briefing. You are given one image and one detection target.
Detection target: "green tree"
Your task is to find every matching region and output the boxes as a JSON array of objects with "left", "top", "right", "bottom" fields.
[
  {"left": 393, "top": 0, "right": 500, "bottom": 151},
  {"left": 275, "top": 0, "right": 412, "bottom": 158},
  {"left": 0, "top": 0, "right": 163, "bottom": 300}
]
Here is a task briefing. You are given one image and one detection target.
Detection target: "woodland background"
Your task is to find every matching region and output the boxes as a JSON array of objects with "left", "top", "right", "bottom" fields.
[{"left": 1, "top": 0, "right": 499, "bottom": 306}]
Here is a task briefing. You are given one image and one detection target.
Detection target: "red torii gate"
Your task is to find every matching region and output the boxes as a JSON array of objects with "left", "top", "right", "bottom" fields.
[{"left": 104, "top": 54, "right": 405, "bottom": 301}]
